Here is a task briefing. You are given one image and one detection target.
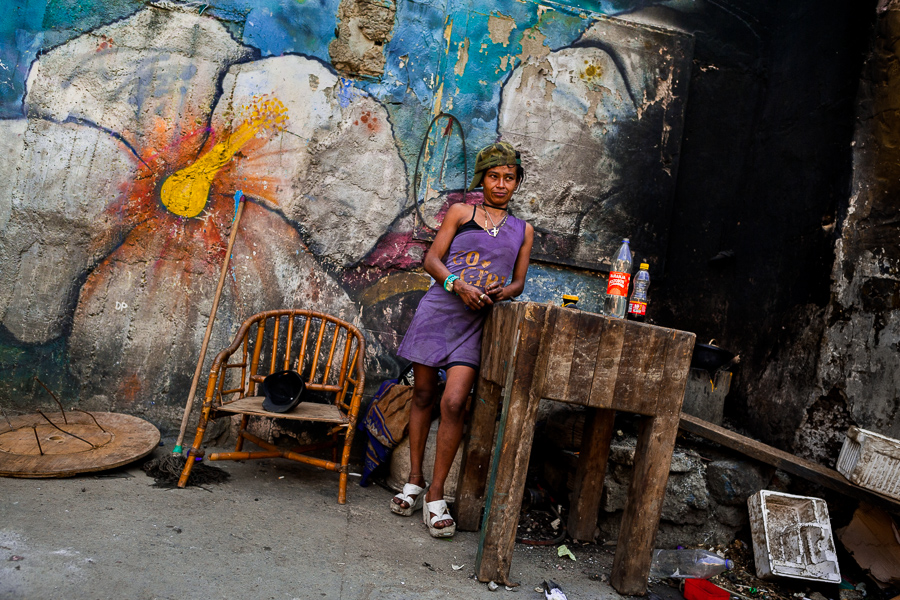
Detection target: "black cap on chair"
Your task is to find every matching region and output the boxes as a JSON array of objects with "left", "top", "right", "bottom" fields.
[{"left": 261, "top": 370, "right": 306, "bottom": 413}]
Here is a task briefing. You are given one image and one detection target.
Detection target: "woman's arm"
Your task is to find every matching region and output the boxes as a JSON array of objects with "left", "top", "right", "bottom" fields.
[
  {"left": 424, "top": 203, "right": 487, "bottom": 310},
  {"left": 485, "top": 222, "right": 534, "bottom": 302}
]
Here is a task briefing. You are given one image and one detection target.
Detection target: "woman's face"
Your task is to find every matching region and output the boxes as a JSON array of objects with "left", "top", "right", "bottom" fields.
[{"left": 482, "top": 165, "right": 519, "bottom": 206}]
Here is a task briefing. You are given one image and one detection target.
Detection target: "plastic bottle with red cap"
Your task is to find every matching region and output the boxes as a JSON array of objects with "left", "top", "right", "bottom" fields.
[
  {"left": 627, "top": 263, "right": 650, "bottom": 322},
  {"left": 604, "top": 239, "right": 632, "bottom": 318}
]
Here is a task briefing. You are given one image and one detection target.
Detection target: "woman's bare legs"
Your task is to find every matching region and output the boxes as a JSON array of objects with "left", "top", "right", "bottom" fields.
[
  {"left": 425, "top": 364, "right": 477, "bottom": 529},
  {"left": 392, "top": 363, "right": 438, "bottom": 509},
  {"left": 392, "top": 363, "right": 476, "bottom": 531}
]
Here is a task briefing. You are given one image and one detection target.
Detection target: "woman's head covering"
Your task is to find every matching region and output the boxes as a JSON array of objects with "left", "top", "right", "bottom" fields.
[{"left": 467, "top": 141, "right": 521, "bottom": 191}]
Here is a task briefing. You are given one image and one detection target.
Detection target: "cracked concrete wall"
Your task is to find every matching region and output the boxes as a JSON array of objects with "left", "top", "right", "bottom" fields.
[
  {"left": 0, "top": 0, "right": 697, "bottom": 435},
  {"left": 329, "top": 0, "right": 397, "bottom": 78},
  {"left": 806, "top": 5, "right": 900, "bottom": 452},
  {"left": 0, "top": 0, "right": 883, "bottom": 457}
]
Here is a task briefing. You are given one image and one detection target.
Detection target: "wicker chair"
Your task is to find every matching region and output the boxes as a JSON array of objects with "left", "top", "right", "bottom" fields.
[{"left": 177, "top": 309, "right": 365, "bottom": 503}]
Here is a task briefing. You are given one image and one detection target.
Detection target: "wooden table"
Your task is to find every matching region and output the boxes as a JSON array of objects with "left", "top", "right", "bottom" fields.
[{"left": 453, "top": 302, "right": 695, "bottom": 595}]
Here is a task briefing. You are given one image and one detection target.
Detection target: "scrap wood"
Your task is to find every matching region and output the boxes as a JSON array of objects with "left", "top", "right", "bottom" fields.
[
  {"left": 837, "top": 502, "right": 900, "bottom": 586},
  {"left": 679, "top": 413, "right": 900, "bottom": 514}
]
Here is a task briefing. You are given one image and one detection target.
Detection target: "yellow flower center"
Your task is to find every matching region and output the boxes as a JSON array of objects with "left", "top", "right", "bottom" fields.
[{"left": 160, "top": 95, "right": 288, "bottom": 218}]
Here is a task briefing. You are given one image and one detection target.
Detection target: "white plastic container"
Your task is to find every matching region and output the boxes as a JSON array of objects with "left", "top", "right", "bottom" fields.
[
  {"left": 837, "top": 426, "right": 900, "bottom": 500},
  {"left": 747, "top": 490, "right": 840, "bottom": 583}
]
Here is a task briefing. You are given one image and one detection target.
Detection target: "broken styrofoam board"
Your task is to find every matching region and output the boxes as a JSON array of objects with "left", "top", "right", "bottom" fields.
[
  {"left": 837, "top": 426, "right": 900, "bottom": 501},
  {"left": 748, "top": 490, "right": 841, "bottom": 583}
]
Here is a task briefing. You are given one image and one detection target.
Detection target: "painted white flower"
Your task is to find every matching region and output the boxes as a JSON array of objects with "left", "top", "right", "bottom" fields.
[{"left": 0, "top": 7, "right": 405, "bottom": 414}]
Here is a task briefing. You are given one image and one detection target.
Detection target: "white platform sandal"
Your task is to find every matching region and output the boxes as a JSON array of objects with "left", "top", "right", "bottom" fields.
[
  {"left": 390, "top": 482, "right": 426, "bottom": 516},
  {"left": 423, "top": 498, "right": 456, "bottom": 538}
]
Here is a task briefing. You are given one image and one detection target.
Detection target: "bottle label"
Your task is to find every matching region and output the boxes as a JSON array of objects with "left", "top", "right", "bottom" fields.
[
  {"left": 628, "top": 300, "right": 647, "bottom": 316},
  {"left": 606, "top": 271, "right": 631, "bottom": 297}
]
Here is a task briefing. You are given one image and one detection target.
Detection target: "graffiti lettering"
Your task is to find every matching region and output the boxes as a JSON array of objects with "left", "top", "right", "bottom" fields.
[{"left": 115, "top": 301, "right": 128, "bottom": 311}]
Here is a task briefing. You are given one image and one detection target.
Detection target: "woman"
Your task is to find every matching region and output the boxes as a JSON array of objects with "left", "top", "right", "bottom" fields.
[{"left": 392, "top": 141, "right": 534, "bottom": 537}]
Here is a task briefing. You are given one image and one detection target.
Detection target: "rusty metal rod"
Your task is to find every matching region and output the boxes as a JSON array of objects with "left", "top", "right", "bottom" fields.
[
  {"left": 34, "top": 377, "right": 67, "bottom": 424},
  {"left": 32, "top": 426, "right": 43, "bottom": 456},
  {"left": 36, "top": 411, "right": 95, "bottom": 448},
  {"left": 70, "top": 408, "right": 108, "bottom": 434}
]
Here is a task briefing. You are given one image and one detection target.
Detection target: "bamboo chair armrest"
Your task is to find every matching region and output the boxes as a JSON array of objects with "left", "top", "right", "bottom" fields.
[{"left": 203, "top": 342, "right": 248, "bottom": 408}]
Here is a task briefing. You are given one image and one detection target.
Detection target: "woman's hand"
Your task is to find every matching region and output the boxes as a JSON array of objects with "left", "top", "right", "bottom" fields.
[
  {"left": 485, "top": 281, "right": 510, "bottom": 302},
  {"left": 455, "top": 279, "right": 493, "bottom": 310}
]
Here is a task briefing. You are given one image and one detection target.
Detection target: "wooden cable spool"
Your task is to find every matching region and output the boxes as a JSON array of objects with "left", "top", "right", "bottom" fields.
[{"left": 0, "top": 411, "right": 160, "bottom": 478}]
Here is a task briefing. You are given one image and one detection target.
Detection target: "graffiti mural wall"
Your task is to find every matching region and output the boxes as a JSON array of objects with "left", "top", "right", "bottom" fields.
[{"left": 0, "top": 0, "right": 691, "bottom": 431}]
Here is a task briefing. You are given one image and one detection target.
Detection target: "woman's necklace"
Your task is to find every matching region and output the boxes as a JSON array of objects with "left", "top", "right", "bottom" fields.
[{"left": 483, "top": 205, "right": 509, "bottom": 237}]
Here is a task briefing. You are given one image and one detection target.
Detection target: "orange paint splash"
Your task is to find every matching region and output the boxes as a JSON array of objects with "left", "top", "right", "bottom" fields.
[{"left": 160, "top": 95, "right": 288, "bottom": 218}]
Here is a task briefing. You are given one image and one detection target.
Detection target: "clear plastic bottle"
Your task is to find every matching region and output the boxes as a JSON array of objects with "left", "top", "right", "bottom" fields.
[
  {"left": 604, "top": 239, "right": 632, "bottom": 318},
  {"left": 648, "top": 549, "right": 734, "bottom": 579},
  {"left": 627, "top": 263, "right": 650, "bottom": 322}
]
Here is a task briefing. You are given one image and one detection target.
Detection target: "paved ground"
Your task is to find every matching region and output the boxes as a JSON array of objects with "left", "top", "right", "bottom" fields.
[{"left": 0, "top": 443, "right": 671, "bottom": 600}]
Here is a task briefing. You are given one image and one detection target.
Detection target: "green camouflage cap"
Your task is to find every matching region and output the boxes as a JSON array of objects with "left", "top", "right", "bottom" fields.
[{"left": 467, "top": 141, "right": 521, "bottom": 191}]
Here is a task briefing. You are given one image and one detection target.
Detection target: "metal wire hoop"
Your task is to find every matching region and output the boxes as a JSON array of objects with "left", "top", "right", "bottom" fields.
[{"left": 411, "top": 112, "right": 468, "bottom": 233}]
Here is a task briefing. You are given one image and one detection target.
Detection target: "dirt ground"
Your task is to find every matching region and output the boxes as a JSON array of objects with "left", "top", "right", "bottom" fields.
[{"left": 0, "top": 444, "right": 680, "bottom": 600}]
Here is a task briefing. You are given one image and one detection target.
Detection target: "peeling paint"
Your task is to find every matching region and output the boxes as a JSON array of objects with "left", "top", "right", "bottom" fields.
[
  {"left": 488, "top": 13, "right": 516, "bottom": 47},
  {"left": 433, "top": 81, "right": 444, "bottom": 115},
  {"left": 454, "top": 38, "right": 470, "bottom": 76},
  {"left": 636, "top": 66, "right": 675, "bottom": 120},
  {"left": 443, "top": 17, "right": 453, "bottom": 52},
  {"left": 517, "top": 26, "right": 551, "bottom": 64}
]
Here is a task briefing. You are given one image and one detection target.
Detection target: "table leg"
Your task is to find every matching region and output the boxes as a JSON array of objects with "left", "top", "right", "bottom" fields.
[
  {"left": 567, "top": 407, "right": 616, "bottom": 541},
  {"left": 475, "top": 304, "right": 548, "bottom": 586},
  {"left": 610, "top": 412, "right": 680, "bottom": 595},
  {"left": 454, "top": 376, "right": 501, "bottom": 531}
]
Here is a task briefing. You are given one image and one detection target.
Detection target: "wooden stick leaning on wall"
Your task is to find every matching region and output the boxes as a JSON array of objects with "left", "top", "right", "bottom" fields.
[{"left": 172, "top": 191, "right": 247, "bottom": 456}]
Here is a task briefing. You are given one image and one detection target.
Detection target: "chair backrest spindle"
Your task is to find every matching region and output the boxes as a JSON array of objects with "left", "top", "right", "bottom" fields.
[
  {"left": 309, "top": 318, "right": 327, "bottom": 383},
  {"left": 321, "top": 324, "right": 342, "bottom": 386},
  {"left": 283, "top": 315, "right": 296, "bottom": 372},
  {"left": 269, "top": 316, "right": 281, "bottom": 375},
  {"left": 248, "top": 319, "right": 267, "bottom": 396},
  {"left": 295, "top": 316, "right": 313, "bottom": 376}
]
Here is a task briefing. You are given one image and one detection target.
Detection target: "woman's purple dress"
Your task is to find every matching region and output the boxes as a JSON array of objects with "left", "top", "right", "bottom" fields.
[{"left": 397, "top": 211, "right": 527, "bottom": 368}]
